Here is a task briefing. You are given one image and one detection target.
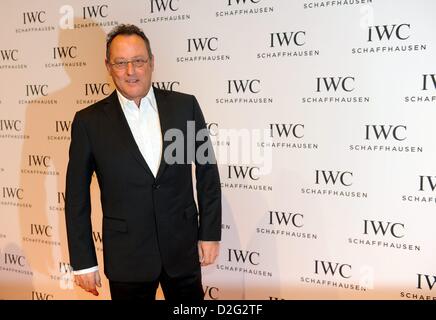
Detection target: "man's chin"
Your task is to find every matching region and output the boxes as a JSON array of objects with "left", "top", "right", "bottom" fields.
[{"left": 121, "top": 89, "right": 146, "bottom": 100}]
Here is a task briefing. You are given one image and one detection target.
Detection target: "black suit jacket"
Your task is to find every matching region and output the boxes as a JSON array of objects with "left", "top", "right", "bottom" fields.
[{"left": 65, "top": 88, "right": 221, "bottom": 282}]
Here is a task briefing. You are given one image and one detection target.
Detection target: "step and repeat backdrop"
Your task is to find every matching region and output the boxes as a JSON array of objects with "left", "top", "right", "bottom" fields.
[{"left": 0, "top": 0, "right": 435, "bottom": 300}]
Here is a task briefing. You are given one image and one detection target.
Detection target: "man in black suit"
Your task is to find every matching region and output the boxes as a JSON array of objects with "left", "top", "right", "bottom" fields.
[{"left": 65, "top": 24, "right": 221, "bottom": 301}]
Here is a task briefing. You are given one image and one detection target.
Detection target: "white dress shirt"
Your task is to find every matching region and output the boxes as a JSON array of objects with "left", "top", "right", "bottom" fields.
[
  {"left": 73, "top": 87, "right": 162, "bottom": 275},
  {"left": 117, "top": 87, "right": 162, "bottom": 177}
]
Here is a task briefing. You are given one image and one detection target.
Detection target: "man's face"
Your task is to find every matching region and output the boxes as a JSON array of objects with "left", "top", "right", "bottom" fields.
[{"left": 106, "top": 34, "right": 154, "bottom": 105}]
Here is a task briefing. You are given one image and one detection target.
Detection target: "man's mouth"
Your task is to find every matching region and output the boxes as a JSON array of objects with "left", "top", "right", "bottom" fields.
[{"left": 126, "top": 79, "right": 139, "bottom": 84}]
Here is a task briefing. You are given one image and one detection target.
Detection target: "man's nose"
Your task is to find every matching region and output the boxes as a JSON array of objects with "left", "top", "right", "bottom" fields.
[{"left": 126, "top": 61, "right": 135, "bottom": 75}]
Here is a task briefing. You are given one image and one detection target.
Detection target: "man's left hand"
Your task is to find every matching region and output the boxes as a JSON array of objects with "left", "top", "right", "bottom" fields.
[{"left": 198, "top": 241, "right": 220, "bottom": 266}]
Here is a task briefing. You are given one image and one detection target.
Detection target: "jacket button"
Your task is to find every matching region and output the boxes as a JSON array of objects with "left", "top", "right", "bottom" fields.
[{"left": 153, "top": 183, "right": 160, "bottom": 189}]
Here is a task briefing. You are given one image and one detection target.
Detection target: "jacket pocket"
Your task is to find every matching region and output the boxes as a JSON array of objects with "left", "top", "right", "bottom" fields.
[{"left": 103, "top": 216, "right": 128, "bottom": 232}]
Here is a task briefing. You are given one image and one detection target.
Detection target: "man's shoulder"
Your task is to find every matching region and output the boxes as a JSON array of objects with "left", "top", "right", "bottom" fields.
[
  {"left": 153, "top": 87, "right": 195, "bottom": 103},
  {"left": 75, "top": 91, "right": 115, "bottom": 119}
]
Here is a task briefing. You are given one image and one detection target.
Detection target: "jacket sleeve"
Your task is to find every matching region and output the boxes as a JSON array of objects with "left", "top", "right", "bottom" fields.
[
  {"left": 65, "top": 112, "right": 97, "bottom": 270},
  {"left": 192, "top": 96, "right": 222, "bottom": 241}
]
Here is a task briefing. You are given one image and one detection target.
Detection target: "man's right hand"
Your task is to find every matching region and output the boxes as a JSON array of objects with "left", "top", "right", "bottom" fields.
[{"left": 74, "top": 271, "right": 101, "bottom": 296}]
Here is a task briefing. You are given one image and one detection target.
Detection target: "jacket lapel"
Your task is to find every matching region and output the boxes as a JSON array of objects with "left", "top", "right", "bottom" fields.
[
  {"left": 154, "top": 88, "right": 170, "bottom": 181},
  {"left": 102, "top": 91, "right": 155, "bottom": 178}
]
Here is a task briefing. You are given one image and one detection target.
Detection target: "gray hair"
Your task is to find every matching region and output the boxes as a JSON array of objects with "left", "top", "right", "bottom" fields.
[{"left": 106, "top": 24, "right": 152, "bottom": 61}]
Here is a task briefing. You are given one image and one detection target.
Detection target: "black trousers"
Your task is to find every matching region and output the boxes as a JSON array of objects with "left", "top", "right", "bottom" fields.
[{"left": 109, "top": 267, "right": 204, "bottom": 301}]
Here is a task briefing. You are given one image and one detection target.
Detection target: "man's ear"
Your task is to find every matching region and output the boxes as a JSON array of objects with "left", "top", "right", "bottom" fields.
[
  {"left": 150, "top": 54, "right": 155, "bottom": 71},
  {"left": 105, "top": 59, "right": 111, "bottom": 73}
]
